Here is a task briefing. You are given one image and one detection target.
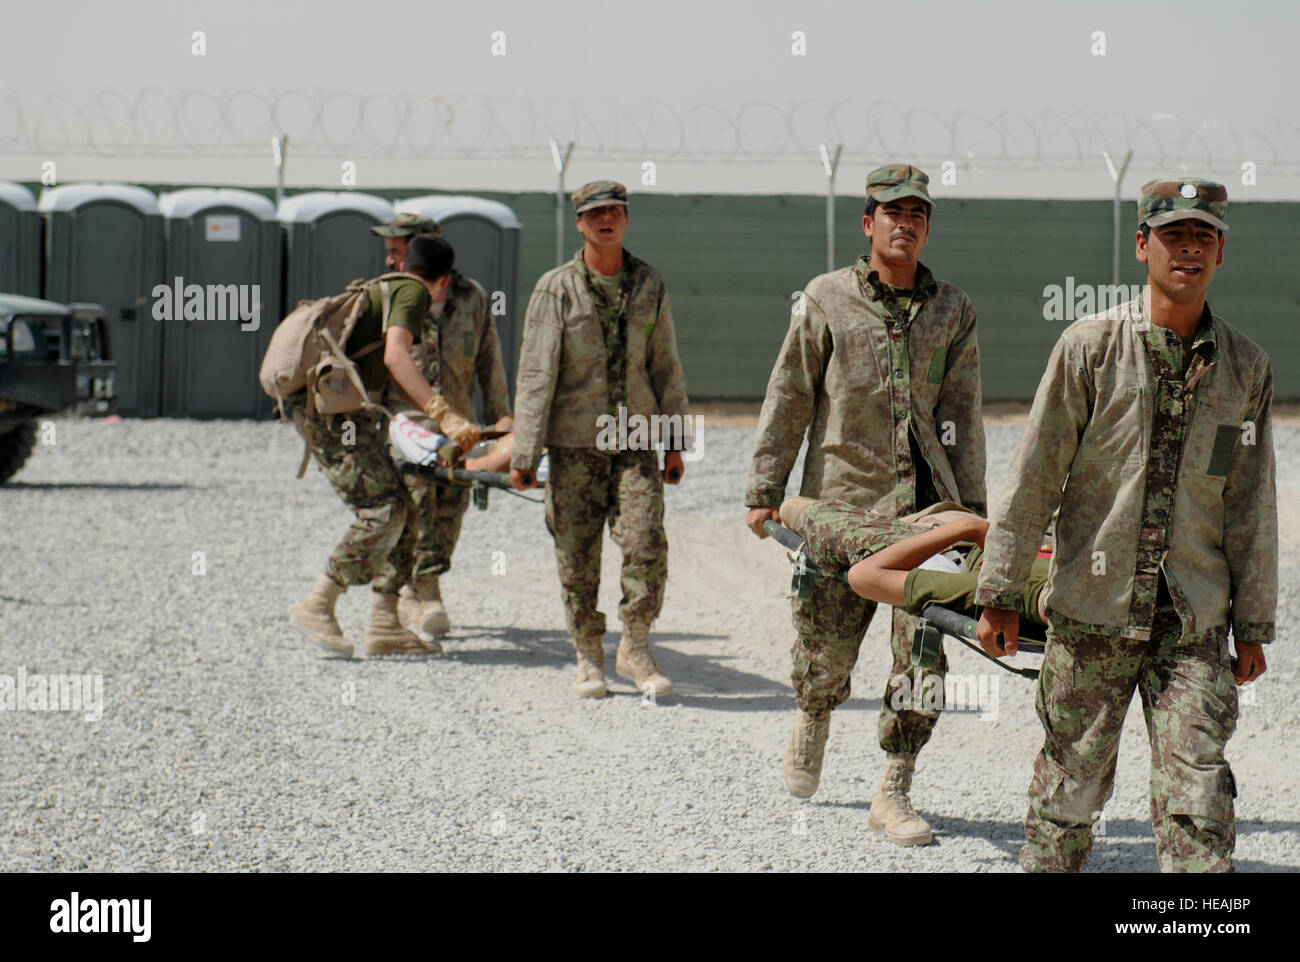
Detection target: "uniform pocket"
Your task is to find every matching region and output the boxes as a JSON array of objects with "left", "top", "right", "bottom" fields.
[
  {"left": 560, "top": 311, "right": 604, "bottom": 380},
  {"left": 926, "top": 344, "right": 948, "bottom": 385},
  {"left": 1077, "top": 381, "right": 1144, "bottom": 464},
  {"left": 1184, "top": 392, "right": 1245, "bottom": 479},
  {"left": 832, "top": 327, "right": 883, "bottom": 389}
]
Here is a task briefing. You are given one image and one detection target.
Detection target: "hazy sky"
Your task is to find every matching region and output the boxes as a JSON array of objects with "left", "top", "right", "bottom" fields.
[{"left": 3, "top": 0, "right": 1298, "bottom": 198}]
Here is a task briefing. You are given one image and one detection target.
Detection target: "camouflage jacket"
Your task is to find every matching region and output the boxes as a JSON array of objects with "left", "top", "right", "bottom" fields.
[
  {"left": 511, "top": 249, "right": 691, "bottom": 469},
  {"left": 388, "top": 270, "right": 512, "bottom": 424},
  {"left": 975, "top": 298, "right": 1277, "bottom": 644},
  {"left": 745, "top": 258, "right": 987, "bottom": 517}
]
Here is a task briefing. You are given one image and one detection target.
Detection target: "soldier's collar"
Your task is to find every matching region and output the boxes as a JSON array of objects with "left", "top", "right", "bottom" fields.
[
  {"left": 855, "top": 256, "right": 937, "bottom": 303},
  {"left": 1133, "top": 290, "right": 1218, "bottom": 359},
  {"left": 573, "top": 247, "right": 640, "bottom": 282}
]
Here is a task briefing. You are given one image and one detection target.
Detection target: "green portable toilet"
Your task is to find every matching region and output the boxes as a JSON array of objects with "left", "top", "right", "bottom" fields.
[
  {"left": 39, "top": 184, "right": 165, "bottom": 416},
  {"left": 158, "top": 188, "right": 281, "bottom": 418},
  {"left": 395, "top": 195, "right": 522, "bottom": 397},
  {"left": 277, "top": 191, "right": 394, "bottom": 312},
  {"left": 0, "top": 183, "right": 41, "bottom": 297}
]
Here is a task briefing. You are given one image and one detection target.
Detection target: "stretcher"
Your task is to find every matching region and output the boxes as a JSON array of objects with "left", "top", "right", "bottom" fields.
[
  {"left": 763, "top": 519, "right": 1045, "bottom": 680},
  {"left": 390, "top": 411, "right": 545, "bottom": 508}
]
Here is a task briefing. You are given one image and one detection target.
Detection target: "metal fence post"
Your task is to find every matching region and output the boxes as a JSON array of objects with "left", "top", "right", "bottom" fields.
[
  {"left": 1102, "top": 149, "right": 1133, "bottom": 286},
  {"left": 819, "top": 144, "right": 842, "bottom": 273},
  {"left": 549, "top": 139, "right": 574, "bottom": 267},
  {"left": 271, "top": 135, "right": 288, "bottom": 208}
]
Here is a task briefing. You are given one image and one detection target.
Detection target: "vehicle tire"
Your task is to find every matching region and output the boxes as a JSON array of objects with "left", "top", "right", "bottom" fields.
[{"left": 0, "top": 418, "right": 38, "bottom": 484}]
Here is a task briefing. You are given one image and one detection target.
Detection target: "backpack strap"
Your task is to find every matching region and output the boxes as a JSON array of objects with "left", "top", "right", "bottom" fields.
[
  {"left": 379, "top": 277, "right": 395, "bottom": 332},
  {"left": 319, "top": 326, "right": 393, "bottom": 420},
  {"left": 346, "top": 274, "right": 417, "bottom": 357}
]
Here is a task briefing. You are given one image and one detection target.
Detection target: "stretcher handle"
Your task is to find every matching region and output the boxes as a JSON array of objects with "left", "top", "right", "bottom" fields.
[
  {"left": 761, "top": 519, "right": 806, "bottom": 554},
  {"left": 399, "top": 462, "right": 537, "bottom": 490},
  {"left": 922, "top": 604, "right": 1045, "bottom": 656}
]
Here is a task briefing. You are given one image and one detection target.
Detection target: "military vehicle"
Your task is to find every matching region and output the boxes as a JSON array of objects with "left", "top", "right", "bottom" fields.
[{"left": 0, "top": 293, "right": 116, "bottom": 483}]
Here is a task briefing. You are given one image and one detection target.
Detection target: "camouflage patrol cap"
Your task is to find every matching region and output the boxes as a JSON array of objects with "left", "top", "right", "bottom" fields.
[
  {"left": 572, "top": 180, "right": 628, "bottom": 214},
  {"left": 1139, "top": 178, "right": 1229, "bottom": 233},
  {"left": 370, "top": 212, "right": 441, "bottom": 237},
  {"left": 865, "top": 164, "right": 933, "bottom": 207}
]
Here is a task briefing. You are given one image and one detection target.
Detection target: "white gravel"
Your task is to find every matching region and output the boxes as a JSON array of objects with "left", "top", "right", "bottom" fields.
[{"left": 1, "top": 416, "right": 1296, "bottom": 872}]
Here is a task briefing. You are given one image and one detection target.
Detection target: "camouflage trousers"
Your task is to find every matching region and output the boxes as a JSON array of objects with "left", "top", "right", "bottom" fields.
[
  {"left": 544, "top": 447, "right": 667, "bottom": 640},
  {"left": 392, "top": 416, "right": 471, "bottom": 583},
  {"left": 402, "top": 478, "right": 470, "bottom": 582},
  {"left": 789, "top": 497, "right": 948, "bottom": 752},
  {"left": 792, "top": 574, "right": 947, "bottom": 755},
  {"left": 1022, "top": 610, "right": 1239, "bottom": 873},
  {"left": 292, "top": 405, "right": 415, "bottom": 593}
]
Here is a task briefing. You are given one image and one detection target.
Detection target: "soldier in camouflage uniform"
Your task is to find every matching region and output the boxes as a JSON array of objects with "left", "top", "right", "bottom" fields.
[
  {"left": 745, "top": 165, "right": 986, "bottom": 845},
  {"left": 290, "top": 235, "right": 481, "bottom": 659},
  {"left": 370, "top": 214, "right": 514, "bottom": 640},
  {"left": 976, "top": 179, "right": 1275, "bottom": 873},
  {"left": 510, "top": 181, "right": 692, "bottom": 699}
]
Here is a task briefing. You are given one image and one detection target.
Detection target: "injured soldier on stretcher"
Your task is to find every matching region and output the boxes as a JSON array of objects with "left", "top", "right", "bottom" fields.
[{"left": 780, "top": 497, "right": 1051, "bottom": 629}]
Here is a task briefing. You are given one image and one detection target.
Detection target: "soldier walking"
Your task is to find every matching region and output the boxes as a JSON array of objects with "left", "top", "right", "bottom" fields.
[
  {"left": 290, "top": 235, "right": 480, "bottom": 658},
  {"left": 369, "top": 214, "right": 514, "bottom": 641},
  {"left": 745, "top": 165, "right": 987, "bottom": 845},
  {"left": 976, "top": 179, "right": 1274, "bottom": 872},
  {"left": 511, "top": 181, "right": 692, "bottom": 699}
]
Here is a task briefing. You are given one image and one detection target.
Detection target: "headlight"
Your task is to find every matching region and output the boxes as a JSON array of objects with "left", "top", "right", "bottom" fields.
[{"left": 9, "top": 319, "right": 37, "bottom": 354}]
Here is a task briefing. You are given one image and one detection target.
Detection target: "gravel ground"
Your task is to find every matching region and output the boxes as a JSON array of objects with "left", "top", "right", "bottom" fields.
[{"left": 1, "top": 416, "right": 1297, "bottom": 872}]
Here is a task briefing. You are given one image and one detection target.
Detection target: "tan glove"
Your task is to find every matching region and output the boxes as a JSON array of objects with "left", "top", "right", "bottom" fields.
[{"left": 423, "top": 394, "right": 481, "bottom": 450}]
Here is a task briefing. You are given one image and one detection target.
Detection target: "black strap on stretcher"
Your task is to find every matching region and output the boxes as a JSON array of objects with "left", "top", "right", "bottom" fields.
[{"left": 763, "top": 519, "right": 1043, "bottom": 681}]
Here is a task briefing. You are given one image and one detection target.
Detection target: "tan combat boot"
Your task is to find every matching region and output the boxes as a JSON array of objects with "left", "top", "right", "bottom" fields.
[
  {"left": 397, "top": 586, "right": 422, "bottom": 635},
  {"left": 364, "top": 590, "right": 438, "bottom": 655},
  {"left": 414, "top": 576, "right": 451, "bottom": 637},
  {"left": 397, "top": 581, "right": 448, "bottom": 649},
  {"left": 615, "top": 623, "right": 672, "bottom": 696},
  {"left": 573, "top": 635, "right": 607, "bottom": 698},
  {"left": 290, "top": 575, "right": 354, "bottom": 657},
  {"left": 783, "top": 708, "right": 830, "bottom": 798},
  {"left": 868, "top": 752, "right": 934, "bottom": 846}
]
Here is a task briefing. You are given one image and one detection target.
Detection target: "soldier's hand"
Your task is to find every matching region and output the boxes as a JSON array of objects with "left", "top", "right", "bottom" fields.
[
  {"left": 746, "top": 506, "right": 782, "bottom": 538},
  {"left": 977, "top": 607, "right": 1019, "bottom": 658},
  {"left": 664, "top": 450, "right": 685, "bottom": 484},
  {"left": 492, "top": 414, "right": 515, "bottom": 433},
  {"left": 1233, "top": 641, "right": 1266, "bottom": 685},
  {"left": 510, "top": 467, "right": 536, "bottom": 491},
  {"left": 439, "top": 410, "right": 481, "bottom": 451}
]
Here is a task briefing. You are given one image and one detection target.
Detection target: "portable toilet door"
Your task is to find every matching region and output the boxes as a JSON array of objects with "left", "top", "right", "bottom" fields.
[
  {"left": 39, "top": 184, "right": 165, "bottom": 416},
  {"left": 158, "top": 189, "right": 281, "bottom": 418},
  {"left": 0, "top": 183, "right": 41, "bottom": 297},
  {"left": 277, "top": 191, "right": 394, "bottom": 312},
  {"left": 395, "top": 195, "right": 522, "bottom": 396}
]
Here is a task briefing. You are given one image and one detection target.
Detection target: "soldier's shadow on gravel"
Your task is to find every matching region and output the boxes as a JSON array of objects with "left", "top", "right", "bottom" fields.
[
  {"left": 446, "top": 627, "right": 730, "bottom": 671},
  {"left": 445, "top": 626, "right": 590, "bottom": 668},
  {"left": 447, "top": 626, "right": 829, "bottom": 708},
  {"left": 3, "top": 481, "right": 195, "bottom": 491}
]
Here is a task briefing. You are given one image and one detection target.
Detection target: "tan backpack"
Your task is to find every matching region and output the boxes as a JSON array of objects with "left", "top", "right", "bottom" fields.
[{"left": 259, "top": 271, "right": 426, "bottom": 420}]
